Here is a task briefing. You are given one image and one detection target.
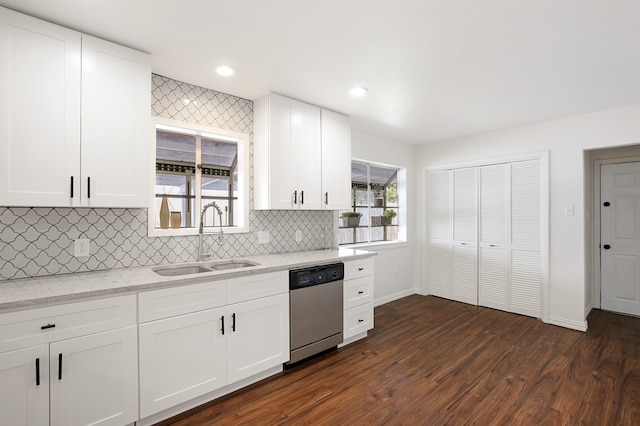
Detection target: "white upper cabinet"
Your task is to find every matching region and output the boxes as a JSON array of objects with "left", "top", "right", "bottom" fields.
[
  {"left": 0, "top": 7, "right": 150, "bottom": 208},
  {"left": 254, "top": 93, "right": 351, "bottom": 210},
  {"left": 81, "top": 35, "right": 151, "bottom": 208},
  {"left": 0, "top": 8, "right": 81, "bottom": 207},
  {"left": 321, "top": 109, "right": 351, "bottom": 210}
]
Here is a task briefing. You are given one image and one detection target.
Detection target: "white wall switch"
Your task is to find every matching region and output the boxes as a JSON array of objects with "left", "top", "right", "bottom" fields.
[
  {"left": 74, "top": 239, "right": 90, "bottom": 257},
  {"left": 295, "top": 230, "right": 302, "bottom": 242},
  {"left": 258, "top": 231, "right": 270, "bottom": 244}
]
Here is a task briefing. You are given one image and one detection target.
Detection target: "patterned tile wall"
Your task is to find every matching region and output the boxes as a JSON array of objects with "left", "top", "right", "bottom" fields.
[{"left": 0, "top": 75, "right": 335, "bottom": 281}]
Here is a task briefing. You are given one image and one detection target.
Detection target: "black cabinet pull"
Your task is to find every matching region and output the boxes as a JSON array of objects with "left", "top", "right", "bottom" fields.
[
  {"left": 301, "top": 191, "right": 304, "bottom": 205},
  {"left": 35, "top": 358, "right": 40, "bottom": 386},
  {"left": 358, "top": 267, "right": 364, "bottom": 271},
  {"left": 325, "top": 192, "right": 328, "bottom": 204},
  {"left": 358, "top": 291, "right": 364, "bottom": 294},
  {"left": 41, "top": 323, "right": 55, "bottom": 330},
  {"left": 603, "top": 201, "right": 611, "bottom": 207},
  {"left": 603, "top": 244, "right": 611, "bottom": 250},
  {"left": 70, "top": 176, "right": 74, "bottom": 198},
  {"left": 221, "top": 316, "right": 225, "bottom": 335},
  {"left": 232, "top": 313, "right": 236, "bottom": 332},
  {"left": 358, "top": 319, "right": 364, "bottom": 323},
  {"left": 87, "top": 177, "right": 91, "bottom": 199},
  {"left": 293, "top": 190, "right": 297, "bottom": 204},
  {"left": 58, "top": 353, "right": 62, "bottom": 380}
]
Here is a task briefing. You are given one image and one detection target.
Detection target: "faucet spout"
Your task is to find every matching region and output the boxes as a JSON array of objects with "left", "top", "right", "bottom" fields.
[{"left": 198, "top": 201, "right": 224, "bottom": 262}]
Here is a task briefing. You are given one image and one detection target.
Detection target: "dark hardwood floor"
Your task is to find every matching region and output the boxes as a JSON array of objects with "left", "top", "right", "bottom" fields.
[{"left": 158, "top": 295, "right": 640, "bottom": 425}]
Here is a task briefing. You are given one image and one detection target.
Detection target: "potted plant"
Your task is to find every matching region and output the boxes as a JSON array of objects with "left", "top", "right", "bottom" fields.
[
  {"left": 341, "top": 212, "right": 362, "bottom": 227},
  {"left": 381, "top": 209, "right": 396, "bottom": 225}
]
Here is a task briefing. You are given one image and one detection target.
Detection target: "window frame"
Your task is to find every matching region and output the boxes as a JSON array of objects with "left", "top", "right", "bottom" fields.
[
  {"left": 147, "top": 117, "right": 250, "bottom": 237},
  {"left": 339, "top": 159, "right": 407, "bottom": 247}
]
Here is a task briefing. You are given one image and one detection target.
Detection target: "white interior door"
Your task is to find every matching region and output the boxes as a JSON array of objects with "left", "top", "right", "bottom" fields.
[{"left": 601, "top": 162, "right": 640, "bottom": 316}]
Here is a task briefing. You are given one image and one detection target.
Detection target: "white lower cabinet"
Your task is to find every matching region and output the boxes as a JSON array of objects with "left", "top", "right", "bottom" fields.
[
  {"left": 138, "top": 308, "right": 227, "bottom": 417},
  {"left": 342, "top": 258, "right": 374, "bottom": 344},
  {"left": 0, "top": 295, "right": 138, "bottom": 426},
  {"left": 0, "top": 345, "right": 49, "bottom": 426},
  {"left": 138, "top": 272, "right": 289, "bottom": 419}
]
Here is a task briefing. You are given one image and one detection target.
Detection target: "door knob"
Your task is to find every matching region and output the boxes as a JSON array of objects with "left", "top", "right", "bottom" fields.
[{"left": 603, "top": 244, "right": 611, "bottom": 250}]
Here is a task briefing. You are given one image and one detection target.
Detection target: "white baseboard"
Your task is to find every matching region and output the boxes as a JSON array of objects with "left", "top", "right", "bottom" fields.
[
  {"left": 548, "top": 315, "right": 588, "bottom": 332},
  {"left": 374, "top": 287, "right": 421, "bottom": 307}
]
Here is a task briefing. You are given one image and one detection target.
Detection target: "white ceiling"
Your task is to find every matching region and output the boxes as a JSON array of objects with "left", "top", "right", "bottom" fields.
[{"left": 2, "top": 0, "right": 640, "bottom": 145}]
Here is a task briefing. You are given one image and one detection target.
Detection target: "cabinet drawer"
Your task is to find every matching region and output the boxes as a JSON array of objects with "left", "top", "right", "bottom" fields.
[
  {"left": 344, "top": 276, "right": 373, "bottom": 309},
  {"left": 227, "top": 271, "right": 288, "bottom": 304},
  {"left": 344, "top": 258, "right": 374, "bottom": 280},
  {"left": 139, "top": 280, "right": 227, "bottom": 323},
  {"left": 0, "top": 295, "right": 136, "bottom": 353},
  {"left": 343, "top": 302, "right": 374, "bottom": 340}
]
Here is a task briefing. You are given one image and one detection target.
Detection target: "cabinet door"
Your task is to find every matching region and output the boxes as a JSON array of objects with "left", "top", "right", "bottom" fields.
[
  {"left": 226, "top": 293, "right": 289, "bottom": 383},
  {"left": 49, "top": 326, "right": 138, "bottom": 426},
  {"left": 321, "top": 109, "right": 351, "bottom": 210},
  {"left": 0, "top": 8, "right": 81, "bottom": 207},
  {"left": 0, "top": 345, "right": 49, "bottom": 426},
  {"left": 138, "top": 308, "right": 227, "bottom": 418},
  {"left": 293, "top": 100, "right": 322, "bottom": 209},
  {"left": 81, "top": 34, "right": 151, "bottom": 208}
]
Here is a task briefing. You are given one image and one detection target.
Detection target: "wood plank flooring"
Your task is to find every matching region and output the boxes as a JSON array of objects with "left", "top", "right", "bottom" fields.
[{"left": 158, "top": 295, "right": 640, "bottom": 425}]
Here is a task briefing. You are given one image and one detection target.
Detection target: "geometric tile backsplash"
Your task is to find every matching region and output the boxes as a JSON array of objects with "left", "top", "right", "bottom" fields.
[{"left": 0, "top": 75, "right": 336, "bottom": 281}]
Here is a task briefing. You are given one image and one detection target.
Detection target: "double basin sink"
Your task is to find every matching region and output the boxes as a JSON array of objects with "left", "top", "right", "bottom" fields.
[{"left": 153, "top": 260, "right": 259, "bottom": 277}]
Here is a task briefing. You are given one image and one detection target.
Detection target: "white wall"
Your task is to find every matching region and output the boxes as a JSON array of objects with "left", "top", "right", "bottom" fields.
[
  {"left": 417, "top": 103, "right": 640, "bottom": 330},
  {"left": 350, "top": 128, "right": 420, "bottom": 304}
]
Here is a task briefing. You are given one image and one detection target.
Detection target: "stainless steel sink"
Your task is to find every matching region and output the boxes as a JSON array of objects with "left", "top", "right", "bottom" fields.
[
  {"left": 153, "top": 265, "right": 213, "bottom": 276},
  {"left": 208, "top": 260, "right": 259, "bottom": 270},
  {"left": 153, "top": 260, "right": 259, "bottom": 276}
]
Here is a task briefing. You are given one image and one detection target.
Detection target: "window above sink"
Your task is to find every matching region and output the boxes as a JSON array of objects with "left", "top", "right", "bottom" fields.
[{"left": 148, "top": 117, "right": 250, "bottom": 237}]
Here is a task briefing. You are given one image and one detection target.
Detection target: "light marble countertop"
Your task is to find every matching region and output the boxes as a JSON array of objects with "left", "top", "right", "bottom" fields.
[{"left": 0, "top": 248, "right": 376, "bottom": 311}]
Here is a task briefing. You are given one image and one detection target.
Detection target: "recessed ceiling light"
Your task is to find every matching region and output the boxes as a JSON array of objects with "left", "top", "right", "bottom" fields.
[
  {"left": 349, "top": 87, "right": 368, "bottom": 97},
  {"left": 215, "top": 65, "right": 237, "bottom": 77}
]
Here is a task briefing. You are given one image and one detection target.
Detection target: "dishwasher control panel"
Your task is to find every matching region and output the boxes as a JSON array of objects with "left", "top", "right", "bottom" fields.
[{"left": 289, "top": 263, "right": 344, "bottom": 289}]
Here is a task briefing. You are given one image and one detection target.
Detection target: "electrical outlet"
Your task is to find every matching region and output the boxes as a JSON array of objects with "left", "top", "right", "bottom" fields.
[
  {"left": 295, "top": 230, "right": 302, "bottom": 242},
  {"left": 74, "top": 239, "right": 90, "bottom": 257},
  {"left": 258, "top": 231, "right": 270, "bottom": 244}
]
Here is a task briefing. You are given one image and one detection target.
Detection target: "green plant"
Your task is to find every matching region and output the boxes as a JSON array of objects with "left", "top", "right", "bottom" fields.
[
  {"left": 382, "top": 209, "right": 397, "bottom": 218},
  {"left": 341, "top": 211, "right": 362, "bottom": 217}
]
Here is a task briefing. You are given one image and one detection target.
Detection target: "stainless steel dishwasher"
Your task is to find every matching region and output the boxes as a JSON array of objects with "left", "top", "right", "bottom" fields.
[{"left": 287, "top": 263, "right": 344, "bottom": 365}]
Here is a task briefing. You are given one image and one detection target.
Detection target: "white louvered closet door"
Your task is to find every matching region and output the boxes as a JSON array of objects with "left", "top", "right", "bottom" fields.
[
  {"left": 478, "top": 164, "right": 509, "bottom": 311},
  {"left": 510, "top": 160, "right": 542, "bottom": 317},
  {"left": 452, "top": 168, "right": 478, "bottom": 305},
  {"left": 427, "top": 170, "right": 452, "bottom": 298}
]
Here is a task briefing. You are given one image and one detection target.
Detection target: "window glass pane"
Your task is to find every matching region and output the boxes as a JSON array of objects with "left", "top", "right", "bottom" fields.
[{"left": 156, "top": 131, "right": 196, "bottom": 163}]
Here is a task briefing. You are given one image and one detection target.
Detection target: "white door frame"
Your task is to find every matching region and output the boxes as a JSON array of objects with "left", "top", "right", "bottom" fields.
[{"left": 591, "top": 155, "right": 640, "bottom": 311}]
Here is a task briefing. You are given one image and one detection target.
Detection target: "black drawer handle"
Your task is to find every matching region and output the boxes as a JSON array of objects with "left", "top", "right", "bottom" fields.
[
  {"left": 41, "top": 323, "right": 55, "bottom": 330},
  {"left": 358, "top": 267, "right": 364, "bottom": 271},
  {"left": 221, "top": 316, "right": 225, "bottom": 335},
  {"left": 35, "top": 358, "right": 40, "bottom": 386},
  {"left": 232, "top": 313, "right": 236, "bottom": 332},
  {"left": 358, "top": 291, "right": 364, "bottom": 294},
  {"left": 358, "top": 319, "right": 364, "bottom": 323}
]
